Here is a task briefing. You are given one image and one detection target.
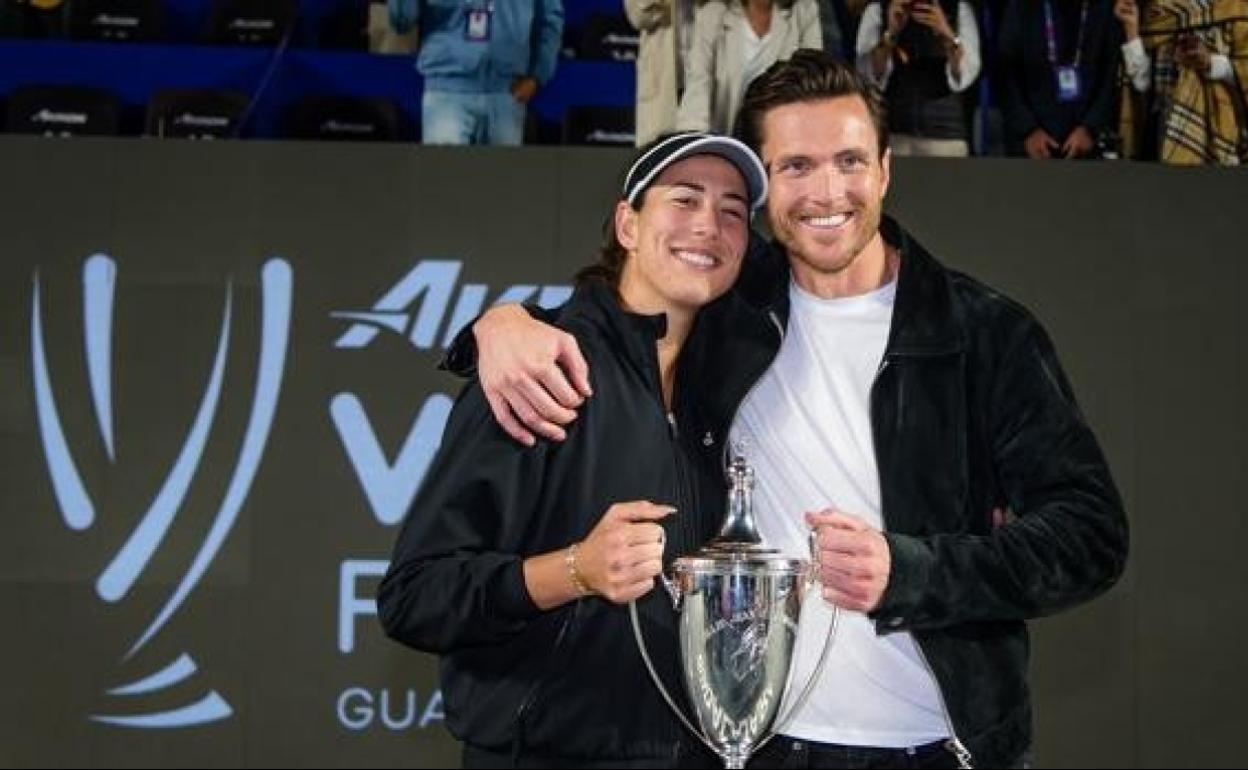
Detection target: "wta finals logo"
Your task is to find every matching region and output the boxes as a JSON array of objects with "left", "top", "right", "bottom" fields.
[{"left": 30, "top": 255, "right": 293, "bottom": 728}]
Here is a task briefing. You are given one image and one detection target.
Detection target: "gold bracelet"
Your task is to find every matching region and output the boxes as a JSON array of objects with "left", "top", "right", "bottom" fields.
[{"left": 566, "top": 542, "right": 593, "bottom": 597}]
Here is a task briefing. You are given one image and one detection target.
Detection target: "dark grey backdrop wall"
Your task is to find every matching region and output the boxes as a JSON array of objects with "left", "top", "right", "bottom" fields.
[{"left": 0, "top": 136, "right": 1242, "bottom": 769}]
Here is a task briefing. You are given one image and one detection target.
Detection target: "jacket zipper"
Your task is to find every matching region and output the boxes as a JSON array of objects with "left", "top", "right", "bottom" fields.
[
  {"left": 655, "top": 361, "right": 704, "bottom": 755},
  {"left": 913, "top": 641, "right": 974, "bottom": 769},
  {"left": 652, "top": 342, "right": 697, "bottom": 567},
  {"left": 666, "top": 409, "right": 703, "bottom": 571},
  {"left": 869, "top": 354, "right": 974, "bottom": 769}
]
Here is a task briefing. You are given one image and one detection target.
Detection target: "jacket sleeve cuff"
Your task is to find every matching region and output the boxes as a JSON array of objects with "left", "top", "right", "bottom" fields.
[
  {"left": 870, "top": 532, "right": 934, "bottom": 633},
  {"left": 1209, "top": 54, "right": 1233, "bottom": 82},
  {"left": 438, "top": 322, "right": 479, "bottom": 377},
  {"left": 495, "top": 557, "right": 543, "bottom": 621}
]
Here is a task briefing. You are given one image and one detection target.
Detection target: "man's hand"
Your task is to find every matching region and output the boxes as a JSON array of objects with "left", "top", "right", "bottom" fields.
[
  {"left": 1061, "top": 125, "right": 1095, "bottom": 158},
  {"left": 1113, "top": 0, "right": 1139, "bottom": 41},
  {"left": 1024, "top": 128, "right": 1060, "bottom": 159},
  {"left": 511, "top": 76, "right": 539, "bottom": 104},
  {"left": 991, "top": 506, "right": 1015, "bottom": 528},
  {"left": 473, "top": 304, "right": 592, "bottom": 446},
  {"left": 577, "top": 501, "right": 674, "bottom": 603},
  {"left": 806, "top": 509, "right": 891, "bottom": 613}
]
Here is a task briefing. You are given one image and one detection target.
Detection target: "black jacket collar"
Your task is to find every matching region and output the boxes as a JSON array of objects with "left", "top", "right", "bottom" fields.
[
  {"left": 560, "top": 279, "right": 669, "bottom": 381},
  {"left": 736, "top": 214, "right": 962, "bottom": 357}
]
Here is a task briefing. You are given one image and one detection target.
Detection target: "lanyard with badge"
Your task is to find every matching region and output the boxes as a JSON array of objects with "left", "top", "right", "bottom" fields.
[
  {"left": 465, "top": 1, "right": 494, "bottom": 41},
  {"left": 1043, "top": 0, "right": 1089, "bottom": 103}
]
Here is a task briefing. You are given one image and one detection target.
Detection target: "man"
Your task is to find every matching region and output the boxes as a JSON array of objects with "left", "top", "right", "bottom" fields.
[
  {"left": 388, "top": 0, "right": 563, "bottom": 146},
  {"left": 454, "top": 50, "right": 1128, "bottom": 768}
]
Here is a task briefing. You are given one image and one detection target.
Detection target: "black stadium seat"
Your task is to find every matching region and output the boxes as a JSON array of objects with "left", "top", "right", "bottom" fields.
[
  {"left": 562, "top": 105, "right": 634, "bottom": 146},
  {"left": 68, "top": 0, "right": 162, "bottom": 41},
  {"left": 0, "top": 0, "right": 67, "bottom": 38},
  {"left": 317, "top": 0, "right": 367, "bottom": 51},
  {"left": 282, "top": 95, "right": 401, "bottom": 142},
  {"left": 206, "top": 0, "right": 295, "bottom": 45},
  {"left": 5, "top": 84, "right": 121, "bottom": 136},
  {"left": 145, "top": 88, "right": 249, "bottom": 139},
  {"left": 576, "top": 12, "right": 639, "bottom": 61}
]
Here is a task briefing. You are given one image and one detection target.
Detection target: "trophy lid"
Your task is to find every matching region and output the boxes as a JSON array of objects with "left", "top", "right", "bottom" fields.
[{"left": 673, "top": 551, "right": 808, "bottom": 575}]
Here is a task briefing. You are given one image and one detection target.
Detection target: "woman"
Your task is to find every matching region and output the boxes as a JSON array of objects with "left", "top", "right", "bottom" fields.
[
  {"left": 677, "top": 0, "right": 823, "bottom": 133},
  {"left": 377, "top": 132, "right": 767, "bottom": 768}
]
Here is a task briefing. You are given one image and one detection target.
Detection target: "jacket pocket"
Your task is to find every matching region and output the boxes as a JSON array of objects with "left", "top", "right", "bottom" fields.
[{"left": 514, "top": 600, "right": 583, "bottom": 750}]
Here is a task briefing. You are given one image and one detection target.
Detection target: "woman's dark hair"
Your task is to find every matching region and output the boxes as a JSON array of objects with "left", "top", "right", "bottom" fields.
[{"left": 575, "top": 200, "right": 635, "bottom": 290}]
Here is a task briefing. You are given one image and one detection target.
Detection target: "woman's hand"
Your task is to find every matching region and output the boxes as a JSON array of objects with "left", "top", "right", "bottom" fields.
[{"left": 576, "top": 501, "right": 675, "bottom": 603}]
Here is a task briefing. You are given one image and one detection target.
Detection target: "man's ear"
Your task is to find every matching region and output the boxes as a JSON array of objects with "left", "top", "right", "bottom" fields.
[
  {"left": 615, "top": 200, "right": 639, "bottom": 250},
  {"left": 879, "top": 146, "right": 892, "bottom": 200}
]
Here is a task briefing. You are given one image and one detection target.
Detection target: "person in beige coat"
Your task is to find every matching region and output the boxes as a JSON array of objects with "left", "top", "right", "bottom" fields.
[
  {"left": 677, "top": 0, "right": 823, "bottom": 134},
  {"left": 626, "top": 0, "right": 699, "bottom": 146}
]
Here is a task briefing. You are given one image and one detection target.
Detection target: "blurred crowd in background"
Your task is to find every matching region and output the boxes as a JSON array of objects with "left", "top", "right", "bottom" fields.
[{"left": 1, "top": 0, "right": 1244, "bottom": 164}]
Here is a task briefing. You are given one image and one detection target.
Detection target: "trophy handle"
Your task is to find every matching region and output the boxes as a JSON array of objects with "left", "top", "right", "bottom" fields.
[
  {"left": 808, "top": 528, "right": 819, "bottom": 587},
  {"left": 659, "top": 571, "right": 681, "bottom": 611},
  {"left": 628, "top": 598, "right": 721, "bottom": 758}
]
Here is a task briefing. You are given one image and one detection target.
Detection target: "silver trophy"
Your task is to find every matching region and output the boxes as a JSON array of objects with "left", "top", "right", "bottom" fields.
[{"left": 631, "top": 445, "right": 837, "bottom": 769}]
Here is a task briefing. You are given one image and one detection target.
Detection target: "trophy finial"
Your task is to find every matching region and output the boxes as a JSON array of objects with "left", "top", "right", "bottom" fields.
[
  {"left": 727, "top": 439, "right": 754, "bottom": 490},
  {"left": 712, "top": 439, "right": 763, "bottom": 547}
]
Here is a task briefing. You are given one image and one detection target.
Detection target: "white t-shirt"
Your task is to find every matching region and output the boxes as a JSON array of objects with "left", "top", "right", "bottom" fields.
[{"left": 730, "top": 279, "right": 949, "bottom": 747}]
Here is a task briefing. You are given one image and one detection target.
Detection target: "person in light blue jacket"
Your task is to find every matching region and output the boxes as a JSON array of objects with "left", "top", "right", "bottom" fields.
[{"left": 389, "top": 0, "right": 564, "bottom": 145}]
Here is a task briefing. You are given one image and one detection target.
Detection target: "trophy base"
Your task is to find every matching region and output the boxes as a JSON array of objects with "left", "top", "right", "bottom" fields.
[{"left": 718, "top": 747, "right": 750, "bottom": 769}]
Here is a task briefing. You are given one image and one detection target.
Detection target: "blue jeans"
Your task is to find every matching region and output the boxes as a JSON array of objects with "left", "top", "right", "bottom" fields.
[{"left": 421, "top": 89, "right": 526, "bottom": 146}]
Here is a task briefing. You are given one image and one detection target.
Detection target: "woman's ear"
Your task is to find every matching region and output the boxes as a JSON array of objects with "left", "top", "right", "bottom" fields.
[{"left": 615, "top": 200, "right": 638, "bottom": 251}]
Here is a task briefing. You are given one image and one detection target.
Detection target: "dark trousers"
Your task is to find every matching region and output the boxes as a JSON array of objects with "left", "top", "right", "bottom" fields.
[
  {"left": 746, "top": 736, "right": 961, "bottom": 769},
  {"left": 463, "top": 742, "right": 718, "bottom": 769}
]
